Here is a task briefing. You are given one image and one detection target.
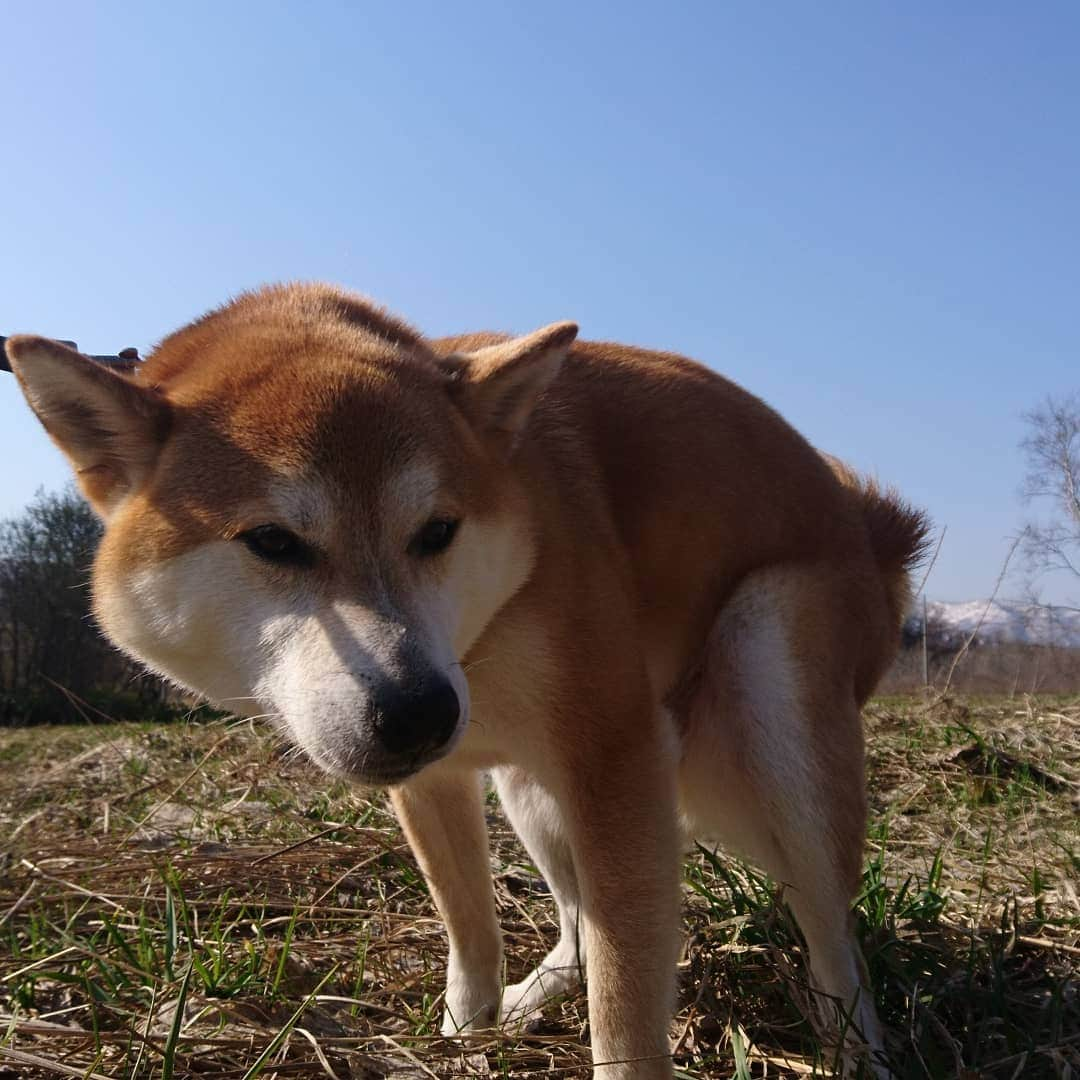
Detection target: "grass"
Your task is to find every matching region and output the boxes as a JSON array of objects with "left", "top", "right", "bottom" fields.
[{"left": 0, "top": 696, "right": 1077, "bottom": 1078}]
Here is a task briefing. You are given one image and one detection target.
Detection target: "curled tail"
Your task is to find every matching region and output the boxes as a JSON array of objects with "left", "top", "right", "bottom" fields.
[{"left": 823, "top": 453, "right": 933, "bottom": 631}]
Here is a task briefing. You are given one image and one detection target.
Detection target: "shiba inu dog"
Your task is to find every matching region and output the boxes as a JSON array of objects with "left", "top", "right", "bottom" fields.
[{"left": 6, "top": 284, "right": 926, "bottom": 1077}]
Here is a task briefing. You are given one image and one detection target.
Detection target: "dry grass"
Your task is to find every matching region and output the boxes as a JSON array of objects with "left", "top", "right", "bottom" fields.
[{"left": 1, "top": 696, "right": 1077, "bottom": 1078}]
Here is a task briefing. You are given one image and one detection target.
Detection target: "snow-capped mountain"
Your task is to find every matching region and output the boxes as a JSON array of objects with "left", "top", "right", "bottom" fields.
[{"left": 917, "top": 599, "right": 1080, "bottom": 648}]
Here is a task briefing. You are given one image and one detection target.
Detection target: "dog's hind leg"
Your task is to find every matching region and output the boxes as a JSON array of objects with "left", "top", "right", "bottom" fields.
[
  {"left": 493, "top": 766, "right": 586, "bottom": 1023},
  {"left": 391, "top": 767, "right": 502, "bottom": 1035},
  {"left": 678, "top": 566, "right": 889, "bottom": 1076}
]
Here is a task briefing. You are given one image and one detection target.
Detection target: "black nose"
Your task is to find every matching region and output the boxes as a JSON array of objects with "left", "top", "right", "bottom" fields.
[{"left": 373, "top": 677, "right": 460, "bottom": 758}]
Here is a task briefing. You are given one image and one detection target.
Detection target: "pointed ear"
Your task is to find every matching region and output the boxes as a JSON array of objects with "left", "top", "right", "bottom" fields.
[
  {"left": 445, "top": 321, "right": 577, "bottom": 447},
  {"left": 5, "top": 335, "right": 171, "bottom": 517}
]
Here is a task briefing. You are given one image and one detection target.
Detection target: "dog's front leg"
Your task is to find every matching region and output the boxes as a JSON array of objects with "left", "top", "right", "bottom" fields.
[
  {"left": 390, "top": 767, "right": 501, "bottom": 1034},
  {"left": 563, "top": 718, "right": 683, "bottom": 1079},
  {"left": 494, "top": 765, "right": 587, "bottom": 1023}
]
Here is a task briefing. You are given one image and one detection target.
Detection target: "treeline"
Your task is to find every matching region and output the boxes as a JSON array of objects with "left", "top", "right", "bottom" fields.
[{"left": 0, "top": 488, "right": 175, "bottom": 725}]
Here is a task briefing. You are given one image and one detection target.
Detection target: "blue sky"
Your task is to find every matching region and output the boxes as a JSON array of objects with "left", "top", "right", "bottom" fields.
[{"left": 2, "top": 3, "right": 1077, "bottom": 602}]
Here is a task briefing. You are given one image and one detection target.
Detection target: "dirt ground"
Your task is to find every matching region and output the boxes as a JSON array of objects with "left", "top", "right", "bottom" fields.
[{"left": 1, "top": 695, "right": 1077, "bottom": 1078}]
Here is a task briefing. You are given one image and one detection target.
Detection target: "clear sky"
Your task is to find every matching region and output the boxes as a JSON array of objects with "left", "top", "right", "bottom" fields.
[{"left": 2, "top": 3, "right": 1077, "bottom": 603}]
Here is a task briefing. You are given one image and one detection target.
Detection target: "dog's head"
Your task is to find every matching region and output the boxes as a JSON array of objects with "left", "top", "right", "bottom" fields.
[{"left": 6, "top": 285, "right": 576, "bottom": 784}]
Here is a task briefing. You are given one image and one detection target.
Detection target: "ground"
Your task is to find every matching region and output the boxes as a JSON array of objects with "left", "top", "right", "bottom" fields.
[{"left": 0, "top": 696, "right": 1077, "bottom": 1078}]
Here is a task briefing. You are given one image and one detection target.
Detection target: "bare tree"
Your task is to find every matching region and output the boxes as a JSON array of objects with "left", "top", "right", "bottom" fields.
[
  {"left": 1020, "top": 393, "right": 1080, "bottom": 606},
  {"left": 0, "top": 489, "right": 182, "bottom": 723},
  {"left": 0, "top": 488, "right": 104, "bottom": 699}
]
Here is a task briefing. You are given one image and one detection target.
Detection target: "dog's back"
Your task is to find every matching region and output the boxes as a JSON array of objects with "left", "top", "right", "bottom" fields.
[{"left": 437, "top": 332, "right": 928, "bottom": 708}]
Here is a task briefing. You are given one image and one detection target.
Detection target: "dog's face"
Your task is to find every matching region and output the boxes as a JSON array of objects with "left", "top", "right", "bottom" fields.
[{"left": 6, "top": 286, "right": 575, "bottom": 785}]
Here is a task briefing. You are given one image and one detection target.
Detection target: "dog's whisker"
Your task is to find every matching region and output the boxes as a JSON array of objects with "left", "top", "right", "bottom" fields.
[{"left": 458, "top": 656, "right": 495, "bottom": 674}]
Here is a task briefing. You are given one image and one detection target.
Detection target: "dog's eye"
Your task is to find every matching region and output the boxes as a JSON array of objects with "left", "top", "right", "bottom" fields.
[
  {"left": 410, "top": 518, "right": 459, "bottom": 558},
  {"left": 239, "top": 525, "right": 312, "bottom": 566}
]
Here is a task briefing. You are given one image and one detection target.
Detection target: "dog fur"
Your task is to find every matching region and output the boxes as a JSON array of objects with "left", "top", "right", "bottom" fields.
[{"left": 6, "top": 284, "right": 928, "bottom": 1077}]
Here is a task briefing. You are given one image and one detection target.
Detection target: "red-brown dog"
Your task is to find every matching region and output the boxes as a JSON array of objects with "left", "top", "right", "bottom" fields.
[{"left": 7, "top": 284, "right": 926, "bottom": 1077}]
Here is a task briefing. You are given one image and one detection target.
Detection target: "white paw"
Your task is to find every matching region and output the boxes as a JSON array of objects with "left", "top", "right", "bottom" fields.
[
  {"left": 500, "top": 946, "right": 585, "bottom": 1026},
  {"left": 441, "top": 970, "right": 499, "bottom": 1035},
  {"left": 441, "top": 1003, "right": 496, "bottom": 1036}
]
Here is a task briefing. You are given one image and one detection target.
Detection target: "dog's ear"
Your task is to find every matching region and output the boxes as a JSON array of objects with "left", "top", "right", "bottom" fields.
[
  {"left": 444, "top": 322, "right": 577, "bottom": 447},
  {"left": 5, "top": 336, "right": 171, "bottom": 517}
]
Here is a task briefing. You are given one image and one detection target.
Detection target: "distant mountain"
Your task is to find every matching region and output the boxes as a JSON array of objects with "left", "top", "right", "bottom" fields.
[{"left": 915, "top": 599, "right": 1080, "bottom": 648}]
